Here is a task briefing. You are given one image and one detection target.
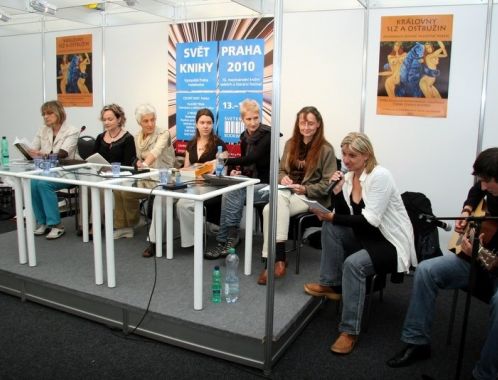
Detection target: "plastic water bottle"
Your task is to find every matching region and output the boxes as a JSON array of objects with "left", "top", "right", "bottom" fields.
[
  {"left": 215, "top": 145, "right": 224, "bottom": 176},
  {"left": 224, "top": 247, "right": 239, "bottom": 303},
  {"left": 211, "top": 266, "right": 222, "bottom": 304},
  {"left": 1, "top": 136, "right": 9, "bottom": 167}
]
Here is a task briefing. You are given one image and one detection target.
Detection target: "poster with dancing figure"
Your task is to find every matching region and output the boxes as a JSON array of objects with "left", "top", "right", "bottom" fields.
[
  {"left": 56, "top": 34, "right": 93, "bottom": 107},
  {"left": 377, "top": 15, "right": 453, "bottom": 117}
]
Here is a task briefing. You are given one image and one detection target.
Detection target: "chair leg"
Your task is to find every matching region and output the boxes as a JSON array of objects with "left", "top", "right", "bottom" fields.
[
  {"left": 295, "top": 217, "right": 305, "bottom": 274},
  {"left": 363, "top": 274, "right": 377, "bottom": 333},
  {"left": 446, "top": 289, "right": 459, "bottom": 345}
]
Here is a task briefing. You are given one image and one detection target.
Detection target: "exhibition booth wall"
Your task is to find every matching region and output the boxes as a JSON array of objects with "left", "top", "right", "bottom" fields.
[{"left": 0, "top": 3, "right": 497, "bottom": 248}]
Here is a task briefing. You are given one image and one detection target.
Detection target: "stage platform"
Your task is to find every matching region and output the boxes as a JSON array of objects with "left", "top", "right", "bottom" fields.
[{"left": 0, "top": 217, "right": 324, "bottom": 370}]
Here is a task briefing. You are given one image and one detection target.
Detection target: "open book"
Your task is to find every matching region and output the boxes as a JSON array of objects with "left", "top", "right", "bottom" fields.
[
  {"left": 13, "top": 137, "right": 33, "bottom": 161},
  {"left": 295, "top": 195, "right": 330, "bottom": 213}
]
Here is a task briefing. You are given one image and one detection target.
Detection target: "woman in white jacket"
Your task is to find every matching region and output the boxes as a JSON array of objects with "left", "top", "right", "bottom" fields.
[{"left": 304, "top": 132, "right": 417, "bottom": 355}]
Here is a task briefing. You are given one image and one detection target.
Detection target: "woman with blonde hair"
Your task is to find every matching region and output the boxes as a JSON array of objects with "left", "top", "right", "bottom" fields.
[{"left": 304, "top": 132, "right": 416, "bottom": 355}]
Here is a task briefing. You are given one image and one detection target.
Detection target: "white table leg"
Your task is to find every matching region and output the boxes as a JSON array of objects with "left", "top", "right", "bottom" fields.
[
  {"left": 154, "top": 195, "right": 163, "bottom": 257},
  {"left": 244, "top": 184, "right": 254, "bottom": 275},
  {"left": 21, "top": 178, "right": 36, "bottom": 267},
  {"left": 194, "top": 200, "right": 204, "bottom": 310},
  {"left": 91, "top": 187, "right": 103, "bottom": 285},
  {"left": 81, "top": 185, "right": 89, "bottom": 243},
  {"left": 12, "top": 179, "right": 27, "bottom": 264},
  {"left": 104, "top": 188, "right": 115, "bottom": 288},
  {"left": 166, "top": 196, "right": 173, "bottom": 259}
]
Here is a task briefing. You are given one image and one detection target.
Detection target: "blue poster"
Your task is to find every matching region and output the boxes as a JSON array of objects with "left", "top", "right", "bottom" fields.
[
  {"left": 218, "top": 40, "right": 264, "bottom": 91},
  {"left": 218, "top": 93, "right": 263, "bottom": 143},
  {"left": 176, "top": 41, "right": 218, "bottom": 91},
  {"left": 176, "top": 93, "right": 216, "bottom": 140}
]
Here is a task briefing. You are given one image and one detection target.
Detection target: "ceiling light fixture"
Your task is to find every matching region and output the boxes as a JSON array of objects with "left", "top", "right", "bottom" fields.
[
  {"left": 29, "top": 0, "right": 57, "bottom": 16},
  {"left": 0, "top": 9, "right": 10, "bottom": 22}
]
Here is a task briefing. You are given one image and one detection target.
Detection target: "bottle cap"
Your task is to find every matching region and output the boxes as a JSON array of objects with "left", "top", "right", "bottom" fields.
[
  {"left": 217, "top": 145, "right": 222, "bottom": 151},
  {"left": 214, "top": 265, "right": 220, "bottom": 270},
  {"left": 227, "top": 247, "right": 235, "bottom": 254}
]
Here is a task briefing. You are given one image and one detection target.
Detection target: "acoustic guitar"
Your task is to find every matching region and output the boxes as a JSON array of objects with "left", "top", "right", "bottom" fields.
[{"left": 447, "top": 199, "right": 498, "bottom": 272}]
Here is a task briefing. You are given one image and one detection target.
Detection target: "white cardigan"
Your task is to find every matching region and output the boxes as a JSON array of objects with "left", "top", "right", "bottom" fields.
[
  {"left": 341, "top": 165, "right": 417, "bottom": 272},
  {"left": 32, "top": 122, "right": 79, "bottom": 158}
]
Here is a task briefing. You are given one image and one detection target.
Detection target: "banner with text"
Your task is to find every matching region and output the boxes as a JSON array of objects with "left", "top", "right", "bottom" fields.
[
  {"left": 168, "top": 18, "right": 273, "bottom": 154},
  {"left": 377, "top": 14, "right": 453, "bottom": 117}
]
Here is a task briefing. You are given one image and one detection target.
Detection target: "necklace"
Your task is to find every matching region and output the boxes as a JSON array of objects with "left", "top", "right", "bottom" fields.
[{"left": 108, "top": 128, "right": 121, "bottom": 140}]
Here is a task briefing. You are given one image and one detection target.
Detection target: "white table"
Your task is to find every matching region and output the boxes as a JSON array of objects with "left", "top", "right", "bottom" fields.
[
  {"left": 104, "top": 173, "right": 259, "bottom": 310},
  {"left": 2, "top": 163, "right": 259, "bottom": 310}
]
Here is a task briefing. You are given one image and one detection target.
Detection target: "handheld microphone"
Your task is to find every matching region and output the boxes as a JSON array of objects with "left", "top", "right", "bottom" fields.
[
  {"left": 418, "top": 213, "right": 452, "bottom": 232},
  {"left": 325, "top": 166, "right": 348, "bottom": 194}
]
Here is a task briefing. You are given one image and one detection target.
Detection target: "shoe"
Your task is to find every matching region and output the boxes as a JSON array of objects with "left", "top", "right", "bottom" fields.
[
  {"left": 257, "top": 269, "right": 268, "bottom": 285},
  {"left": 46, "top": 226, "right": 65, "bottom": 240},
  {"left": 113, "top": 227, "right": 134, "bottom": 240},
  {"left": 331, "top": 333, "right": 358, "bottom": 355},
  {"left": 386, "top": 344, "right": 431, "bottom": 368},
  {"left": 274, "top": 261, "right": 287, "bottom": 278},
  {"left": 304, "top": 283, "right": 342, "bottom": 301},
  {"left": 34, "top": 224, "right": 48, "bottom": 236},
  {"left": 142, "top": 243, "right": 156, "bottom": 258},
  {"left": 204, "top": 242, "right": 227, "bottom": 260}
]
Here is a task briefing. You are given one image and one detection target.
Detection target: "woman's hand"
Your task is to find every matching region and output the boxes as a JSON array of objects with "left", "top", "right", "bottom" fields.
[
  {"left": 281, "top": 175, "right": 293, "bottom": 186},
  {"left": 329, "top": 170, "right": 346, "bottom": 194},
  {"left": 288, "top": 183, "right": 306, "bottom": 195},
  {"left": 28, "top": 148, "right": 42, "bottom": 158},
  {"left": 309, "top": 208, "right": 334, "bottom": 222},
  {"left": 230, "top": 169, "right": 241, "bottom": 176}
]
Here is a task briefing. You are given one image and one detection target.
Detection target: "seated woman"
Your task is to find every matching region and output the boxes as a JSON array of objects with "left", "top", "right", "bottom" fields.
[
  {"left": 113, "top": 103, "right": 176, "bottom": 240},
  {"left": 175, "top": 108, "right": 227, "bottom": 249},
  {"left": 29, "top": 100, "right": 79, "bottom": 239},
  {"left": 93, "top": 104, "right": 136, "bottom": 167},
  {"left": 304, "top": 132, "right": 416, "bottom": 355},
  {"left": 258, "top": 106, "right": 337, "bottom": 285}
]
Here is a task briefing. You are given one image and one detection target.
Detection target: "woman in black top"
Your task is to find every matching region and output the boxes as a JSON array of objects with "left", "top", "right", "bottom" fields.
[
  {"left": 93, "top": 104, "right": 136, "bottom": 166},
  {"left": 176, "top": 108, "right": 227, "bottom": 248}
]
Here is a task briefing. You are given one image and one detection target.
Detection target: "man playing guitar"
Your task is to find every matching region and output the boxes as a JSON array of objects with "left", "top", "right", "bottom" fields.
[{"left": 387, "top": 147, "right": 498, "bottom": 380}]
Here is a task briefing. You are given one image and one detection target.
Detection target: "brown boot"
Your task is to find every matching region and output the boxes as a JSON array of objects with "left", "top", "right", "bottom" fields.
[
  {"left": 303, "top": 283, "right": 342, "bottom": 301},
  {"left": 257, "top": 269, "right": 267, "bottom": 285},
  {"left": 331, "top": 333, "right": 358, "bottom": 355},
  {"left": 274, "top": 261, "right": 287, "bottom": 278}
]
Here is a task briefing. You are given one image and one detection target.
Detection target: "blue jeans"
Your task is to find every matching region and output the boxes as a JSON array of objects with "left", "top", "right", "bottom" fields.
[
  {"left": 31, "top": 179, "right": 69, "bottom": 226},
  {"left": 401, "top": 254, "right": 498, "bottom": 380},
  {"left": 216, "top": 182, "right": 268, "bottom": 243},
  {"left": 320, "top": 222, "right": 376, "bottom": 335}
]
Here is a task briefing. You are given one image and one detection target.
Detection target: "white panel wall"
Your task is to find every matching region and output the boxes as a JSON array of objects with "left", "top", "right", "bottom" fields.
[
  {"left": 0, "top": 4, "right": 497, "bottom": 251},
  {"left": 365, "top": 5, "right": 490, "bottom": 247},
  {"left": 104, "top": 22, "right": 170, "bottom": 137},
  {"left": 0, "top": 34, "right": 44, "bottom": 157},
  {"left": 280, "top": 10, "right": 365, "bottom": 151}
]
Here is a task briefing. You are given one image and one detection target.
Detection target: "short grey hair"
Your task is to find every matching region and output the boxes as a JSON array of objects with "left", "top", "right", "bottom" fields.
[{"left": 135, "top": 103, "right": 157, "bottom": 124}]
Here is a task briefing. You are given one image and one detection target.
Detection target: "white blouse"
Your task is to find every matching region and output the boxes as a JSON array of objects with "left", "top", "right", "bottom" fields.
[
  {"left": 341, "top": 165, "right": 417, "bottom": 272},
  {"left": 32, "top": 122, "right": 79, "bottom": 157}
]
